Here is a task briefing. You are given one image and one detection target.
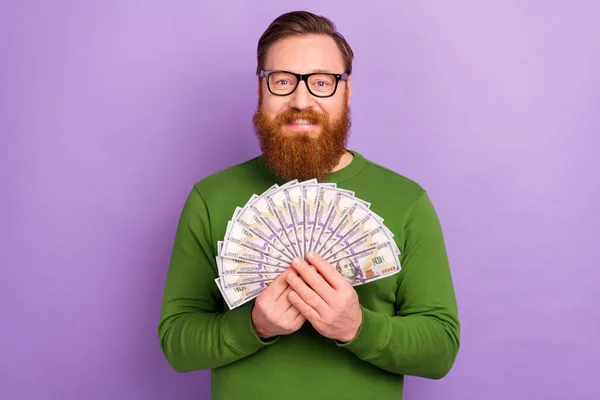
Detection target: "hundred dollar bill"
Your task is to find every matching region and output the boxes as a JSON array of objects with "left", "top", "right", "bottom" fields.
[
  {"left": 324, "top": 225, "right": 395, "bottom": 262},
  {"left": 215, "top": 278, "right": 269, "bottom": 309},
  {"left": 250, "top": 189, "right": 299, "bottom": 259},
  {"left": 219, "top": 273, "right": 278, "bottom": 289},
  {"left": 328, "top": 242, "right": 401, "bottom": 286},
  {"left": 216, "top": 242, "right": 286, "bottom": 274},
  {"left": 344, "top": 205, "right": 400, "bottom": 256},
  {"left": 231, "top": 206, "right": 295, "bottom": 261},
  {"left": 284, "top": 186, "right": 304, "bottom": 257},
  {"left": 313, "top": 200, "right": 362, "bottom": 255},
  {"left": 284, "top": 179, "right": 316, "bottom": 257},
  {"left": 217, "top": 255, "right": 285, "bottom": 275},
  {"left": 225, "top": 220, "right": 293, "bottom": 263},
  {"left": 266, "top": 187, "right": 302, "bottom": 258},
  {"left": 313, "top": 193, "right": 370, "bottom": 255},
  {"left": 308, "top": 187, "right": 355, "bottom": 253},
  {"left": 319, "top": 203, "right": 384, "bottom": 258},
  {"left": 231, "top": 186, "right": 298, "bottom": 261},
  {"left": 219, "top": 239, "right": 289, "bottom": 268},
  {"left": 303, "top": 183, "right": 334, "bottom": 259}
]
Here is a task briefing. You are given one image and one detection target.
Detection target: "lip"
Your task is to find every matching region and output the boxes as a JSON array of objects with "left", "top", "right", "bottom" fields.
[{"left": 285, "top": 122, "right": 319, "bottom": 132}]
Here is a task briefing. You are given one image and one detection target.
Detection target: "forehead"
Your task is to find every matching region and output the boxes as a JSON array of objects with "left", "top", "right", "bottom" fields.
[{"left": 263, "top": 34, "right": 345, "bottom": 74}]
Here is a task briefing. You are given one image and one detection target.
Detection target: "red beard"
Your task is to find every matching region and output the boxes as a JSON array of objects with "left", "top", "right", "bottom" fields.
[{"left": 253, "top": 96, "right": 351, "bottom": 183}]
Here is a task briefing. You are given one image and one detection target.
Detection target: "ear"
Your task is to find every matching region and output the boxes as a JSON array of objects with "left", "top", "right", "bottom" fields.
[
  {"left": 257, "top": 77, "right": 263, "bottom": 105},
  {"left": 257, "top": 78, "right": 261, "bottom": 97},
  {"left": 346, "top": 74, "right": 352, "bottom": 102}
]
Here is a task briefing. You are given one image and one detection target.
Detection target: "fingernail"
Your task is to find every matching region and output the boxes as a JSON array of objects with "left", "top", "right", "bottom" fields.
[
  {"left": 306, "top": 251, "right": 315, "bottom": 259},
  {"left": 286, "top": 273, "right": 296, "bottom": 283},
  {"left": 292, "top": 258, "right": 301, "bottom": 266}
]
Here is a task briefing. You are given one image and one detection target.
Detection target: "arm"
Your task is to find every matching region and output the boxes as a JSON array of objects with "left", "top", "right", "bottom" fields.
[
  {"left": 158, "top": 186, "right": 276, "bottom": 373},
  {"left": 338, "top": 191, "right": 460, "bottom": 379}
]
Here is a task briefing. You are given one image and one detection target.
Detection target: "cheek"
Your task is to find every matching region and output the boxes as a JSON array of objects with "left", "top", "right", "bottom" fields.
[
  {"left": 320, "top": 99, "right": 346, "bottom": 119},
  {"left": 261, "top": 96, "right": 289, "bottom": 115}
]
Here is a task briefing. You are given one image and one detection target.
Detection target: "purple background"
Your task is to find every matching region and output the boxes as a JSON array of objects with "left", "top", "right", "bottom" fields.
[{"left": 1, "top": 1, "right": 599, "bottom": 399}]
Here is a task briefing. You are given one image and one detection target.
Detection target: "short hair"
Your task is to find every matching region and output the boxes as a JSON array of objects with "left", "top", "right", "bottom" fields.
[{"left": 256, "top": 11, "right": 354, "bottom": 76}]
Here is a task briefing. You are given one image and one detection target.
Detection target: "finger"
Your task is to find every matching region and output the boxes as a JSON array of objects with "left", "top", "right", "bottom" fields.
[
  {"left": 288, "top": 290, "right": 320, "bottom": 321},
  {"left": 275, "top": 286, "right": 293, "bottom": 308},
  {"left": 290, "top": 257, "right": 336, "bottom": 304},
  {"left": 284, "top": 302, "right": 307, "bottom": 331},
  {"left": 262, "top": 268, "right": 291, "bottom": 302},
  {"left": 291, "top": 311, "right": 306, "bottom": 327},
  {"left": 283, "top": 301, "right": 301, "bottom": 319},
  {"left": 306, "top": 251, "right": 347, "bottom": 289},
  {"left": 293, "top": 312, "right": 306, "bottom": 324},
  {"left": 286, "top": 269, "right": 328, "bottom": 312}
]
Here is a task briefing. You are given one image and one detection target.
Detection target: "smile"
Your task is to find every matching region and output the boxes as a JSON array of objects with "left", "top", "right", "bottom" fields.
[{"left": 286, "top": 119, "right": 319, "bottom": 131}]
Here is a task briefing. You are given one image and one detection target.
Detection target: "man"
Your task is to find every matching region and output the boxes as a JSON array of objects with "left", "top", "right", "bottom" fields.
[{"left": 159, "top": 10, "right": 460, "bottom": 400}]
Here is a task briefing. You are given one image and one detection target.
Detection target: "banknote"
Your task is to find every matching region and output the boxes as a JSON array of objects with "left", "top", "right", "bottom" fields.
[
  {"left": 250, "top": 189, "right": 300, "bottom": 259},
  {"left": 219, "top": 239, "right": 290, "bottom": 268},
  {"left": 215, "top": 278, "right": 269, "bottom": 309},
  {"left": 216, "top": 242, "right": 286, "bottom": 274},
  {"left": 324, "top": 225, "right": 395, "bottom": 262},
  {"left": 232, "top": 206, "right": 296, "bottom": 261},
  {"left": 217, "top": 255, "right": 285, "bottom": 275},
  {"left": 225, "top": 220, "right": 293, "bottom": 263},
  {"left": 317, "top": 201, "right": 381, "bottom": 257},
  {"left": 302, "top": 184, "right": 335, "bottom": 254},
  {"left": 308, "top": 187, "right": 355, "bottom": 253},
  {"left": 328, "top": 242, "right": 401, "bottom": 286},
  {"left": 312, "top": 193, "right": 370, "bottom": 256},
  {"left": 232, "top": 182, "right": 297, "bottom": 260},
  {"left": 313, "top": 200, "right": 361, "bottom": 255},
  {"left": 266, "top": 188, "right": 302, "bottom": 258},
  {"left": 219, "top": 273, "right": 278, "bottom": 289},
  {"left": 284, "top": 179, "right": 316, "bottom": 258}
]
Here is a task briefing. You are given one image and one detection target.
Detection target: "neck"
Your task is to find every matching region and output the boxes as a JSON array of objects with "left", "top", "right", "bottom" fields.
[{"left": 331, "top": 150, "right": 353, "bottom": 173}]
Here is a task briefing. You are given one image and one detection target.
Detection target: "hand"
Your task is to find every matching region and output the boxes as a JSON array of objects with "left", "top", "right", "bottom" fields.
[
  {"left": 251, "top": 268, "right": 306, "bottom": 340},
  {"left": 286, "top": 252, "right": 362, "bottom": 343}
]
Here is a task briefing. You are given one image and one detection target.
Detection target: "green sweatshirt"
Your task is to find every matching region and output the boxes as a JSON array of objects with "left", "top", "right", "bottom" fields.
[{"left": 158, "top": 150, "right": 460, "bottom": 400}]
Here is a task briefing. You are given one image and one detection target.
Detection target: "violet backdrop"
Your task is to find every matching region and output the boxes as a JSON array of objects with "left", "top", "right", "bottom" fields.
[{"left": 1, "top": 1, "right": 599, "bottom": 399}]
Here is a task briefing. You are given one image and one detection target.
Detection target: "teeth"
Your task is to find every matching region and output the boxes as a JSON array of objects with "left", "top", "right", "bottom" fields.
[{"left": 292, "top": 119, "right": 312, "bottom": 125}]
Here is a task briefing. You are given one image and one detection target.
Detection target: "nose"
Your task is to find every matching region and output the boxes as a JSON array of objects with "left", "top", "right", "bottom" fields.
[{"left": 287, "top": 80, "right": 315, "bottom": 110}]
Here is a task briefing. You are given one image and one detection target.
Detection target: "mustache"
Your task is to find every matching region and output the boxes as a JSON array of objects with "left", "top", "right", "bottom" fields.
[{"left": 275, "top": 110, "right": 329, "bottom": 125}]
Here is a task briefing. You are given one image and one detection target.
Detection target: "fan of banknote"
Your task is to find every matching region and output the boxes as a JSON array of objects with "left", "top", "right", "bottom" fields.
[{"left": 214, "top": 179, "right": 402, "bottom": 309}]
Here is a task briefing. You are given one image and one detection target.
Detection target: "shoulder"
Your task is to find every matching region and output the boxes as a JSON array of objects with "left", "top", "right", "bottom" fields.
[
  {"left": 192, "top": 156, "right": 261, "bottom": 194},
  {"left": 360, "top": 155, "right": 427, "bottom": 202}
]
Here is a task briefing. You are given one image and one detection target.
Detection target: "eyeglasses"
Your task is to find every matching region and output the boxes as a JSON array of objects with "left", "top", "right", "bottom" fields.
[{"left": 260, "top": 70, "right": 349, "bottom": 98}]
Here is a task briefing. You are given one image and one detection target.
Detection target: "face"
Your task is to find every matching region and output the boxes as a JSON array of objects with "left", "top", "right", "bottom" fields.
[
  {"left": 337, "top": 258, "right": 357, "bottom": 281},
  {"left": 253, "top": 34, "right": 352, "bottom": 182}
]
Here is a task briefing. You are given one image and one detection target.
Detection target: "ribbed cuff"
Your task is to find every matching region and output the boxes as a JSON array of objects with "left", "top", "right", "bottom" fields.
[
  {"left": 336, "top": 306, "right": 389, "bottom": 359},
  {"left": 223, "top": 304, "right": 279, "bottom": 355}
]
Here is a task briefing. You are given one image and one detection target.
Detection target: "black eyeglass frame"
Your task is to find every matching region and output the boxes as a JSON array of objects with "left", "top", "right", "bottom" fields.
[{"left": 259, "top": 69, "right": 349, "bottom": 98}]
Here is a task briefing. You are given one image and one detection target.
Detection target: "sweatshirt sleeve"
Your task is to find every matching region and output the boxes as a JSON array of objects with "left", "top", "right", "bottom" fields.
[
  {"left": 337, "top": 191, "right": 460, "bottom": 379},
  {"left": 158, "top": 185, "right": 277, "bottom": 373}
]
